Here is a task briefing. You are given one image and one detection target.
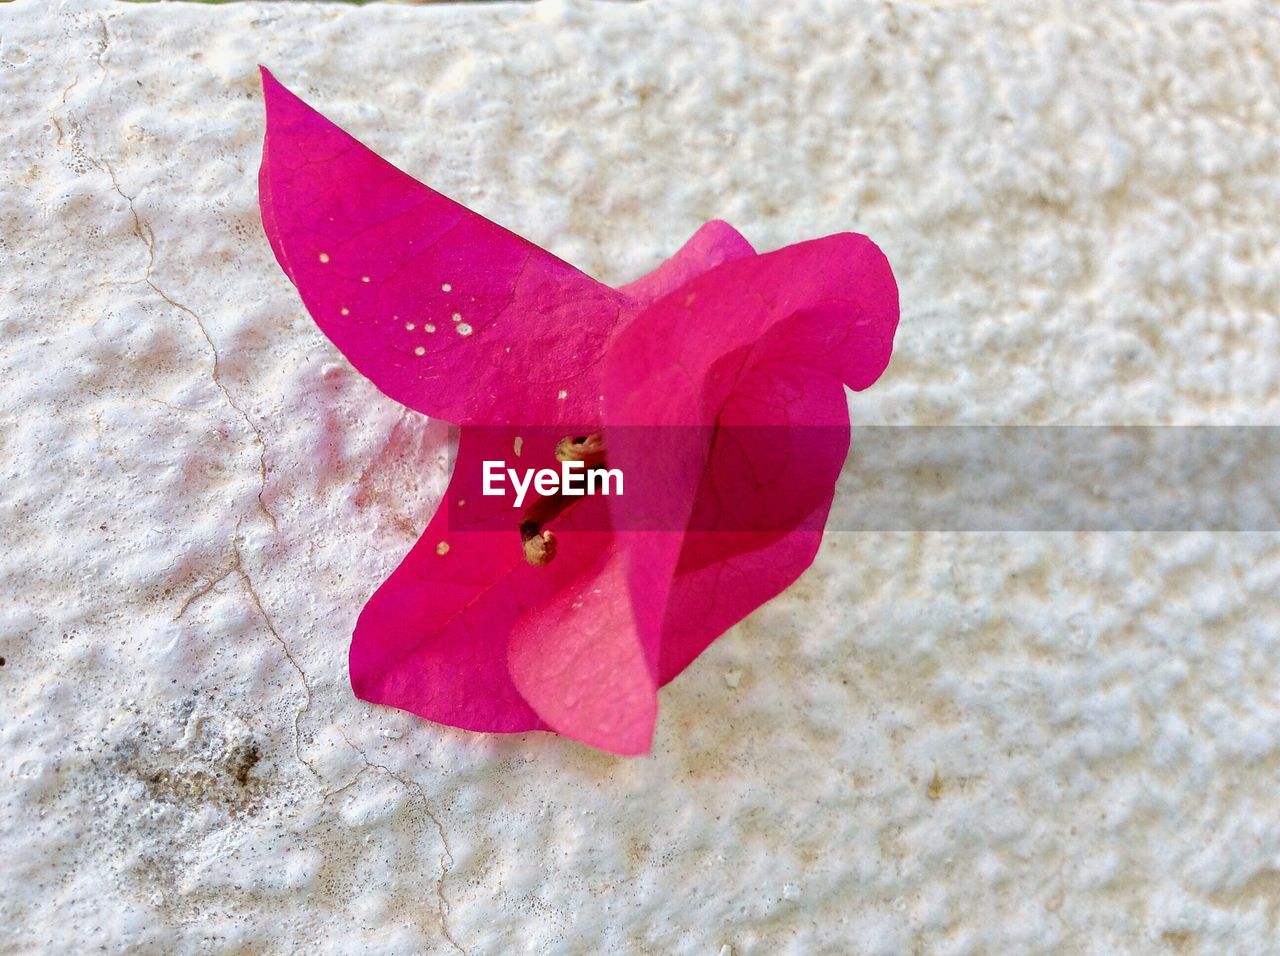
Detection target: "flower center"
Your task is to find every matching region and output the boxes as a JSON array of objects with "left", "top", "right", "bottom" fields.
[{"left": 521, "top": 433, "right": 606, "bottom": 566}]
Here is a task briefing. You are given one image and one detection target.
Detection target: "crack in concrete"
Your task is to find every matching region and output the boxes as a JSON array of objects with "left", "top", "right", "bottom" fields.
[
  {"left": 48, "top": 84, "right": 277, "bottom": 533},
  {"left": 65, "top": 24, "right": 448, "bottom": 950},
  {"left": 232, "top": 536, "right": 321, "bottom": 782},
  {"left": 321, "top": 764, "right": 369, "bottom": 801},
  {"left": 52, "top": 87, "right": 304, "bottom": 774},
  {"left": 172, "top": 562, "right": 238, "bottom": 623},
  {"left": 338, "top": 729, "right": 467, "bottom": 956},
  {"left": 52, "top": 77, "right": 79, "bottom": 147},
  {"left": 100, "top": 156, "right": 278, "bottom": 534},
  {"left": 92, "top": 15, "right": 110, "bottom": 72},
  {"left": 173, "top": 529, "right": 319, "bottom": 783}
]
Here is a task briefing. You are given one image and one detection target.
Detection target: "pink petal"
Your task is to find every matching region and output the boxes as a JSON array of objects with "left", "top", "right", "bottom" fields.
[
  {"left": 508, "top": 549, "right": 657, "bottom": 755},
  {"left": 258, "top": 68, "right": 625, "bottom": 427},
  {"left": 349, "top": 428, "right": 547, "bottom": 733},
  {"left": 342, "top": 223, "right": 767, "bottom": 752},
  {"left": 602, "top": 233, "right": 899, "bottom": 679},
  {"left": 351, "top": 425, "right": 658, "bottom": 753},
  {"left": 617, "top": 220, "right": 755, "bottom": 309},
  {"left": 658, "top": 369, "right": 849, "bottom": 683},
  {"left": 258, "top": 67, "right": 901, "bottom": 752}
]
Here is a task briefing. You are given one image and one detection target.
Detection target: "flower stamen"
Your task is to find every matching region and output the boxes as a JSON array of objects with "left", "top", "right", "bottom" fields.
[
  {"left": 555, "top": 432, "right": 606, "bottom": 467},
  {"left": 520, "top": 433, "right": 608, "bottom": 566}
]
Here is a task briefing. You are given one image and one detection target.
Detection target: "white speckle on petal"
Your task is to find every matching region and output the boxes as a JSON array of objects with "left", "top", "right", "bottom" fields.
[
  {"left": 424, "top": 323, "right": 436, "bottom": 333},
  {"left": 361, "top": 276, "right": 371, "bottom": 283},
  {"left": 340, "top": 307, "right": 350, "bottom": 316},
  {"left": 436, "top": 541, "right": 450, "bottom": 556},
  {"left": 557, "top": 389, "right": 568, "bottom": 400},
  {"left": 441, "top": 283, "right": 452, "bottom": 292},
  {"left": 414, "top": 346, "right": 426, "bottom": 356},
  {"left": 318, "top": 252, "right": 330, "bottom": 263},
  {"left": 457, "top": 499, "right": 466, "bottom": 507},
  {"left": 451, "top": 313, "right": 462, "bottom": 322},
  {"left": 457, "top": 323, "right": 473, "bottom": 336},
  {"left": 404, "top": 322, "right": 415, "bottom": 331}
]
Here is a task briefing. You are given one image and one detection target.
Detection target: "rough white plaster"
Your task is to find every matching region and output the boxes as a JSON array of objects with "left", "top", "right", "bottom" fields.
[{"left": 2, "top": 0, "right": 1279, "bottom": 952}]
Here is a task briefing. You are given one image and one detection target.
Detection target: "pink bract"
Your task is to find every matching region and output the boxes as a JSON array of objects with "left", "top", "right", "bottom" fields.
[{"left": 259, "top": 68, "right": 899, "bottom": 755}]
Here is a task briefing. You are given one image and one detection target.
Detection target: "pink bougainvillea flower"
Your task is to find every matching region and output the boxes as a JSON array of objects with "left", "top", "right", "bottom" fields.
[{"left": 258, "top": 68, "right": 899, "bottom": 755}]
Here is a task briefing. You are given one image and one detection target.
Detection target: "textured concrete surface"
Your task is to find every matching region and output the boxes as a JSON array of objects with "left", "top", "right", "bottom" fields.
[{"left": 2, "top": 0, "right": 1279, "bottom": 952}]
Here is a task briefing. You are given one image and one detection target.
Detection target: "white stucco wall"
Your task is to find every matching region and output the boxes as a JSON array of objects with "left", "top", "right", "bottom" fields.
[{"left": 2, "top": 0, "right": 1279, "bottom": 952}]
